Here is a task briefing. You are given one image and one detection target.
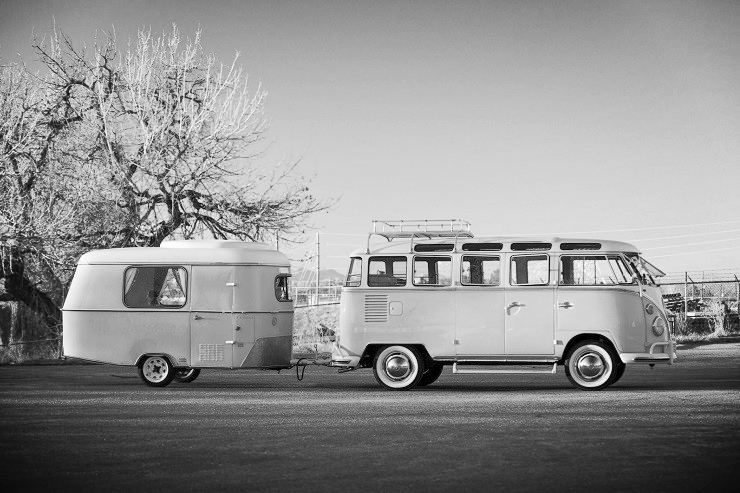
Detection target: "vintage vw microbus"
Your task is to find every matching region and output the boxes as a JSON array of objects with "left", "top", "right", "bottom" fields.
[
  {"left": 331, "top": 220, "right": 676, "bottom": 391},
  {"left": 63, "top": 240, "right": 293, "bottom": 387}
]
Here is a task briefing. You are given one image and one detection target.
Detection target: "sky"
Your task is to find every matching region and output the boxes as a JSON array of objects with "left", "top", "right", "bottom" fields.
[{"left": 1, "top": 0, "right": 739, "bottom": 275}]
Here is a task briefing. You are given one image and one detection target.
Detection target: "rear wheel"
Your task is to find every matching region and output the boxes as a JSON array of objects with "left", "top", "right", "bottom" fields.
[
  {"left": 608, "top": 362, "right": 626, "bottom": 386},
  {"left": 418, "top": 363, "right": 444, "bottom": 387},
  {"left": 173, "top": 368, "right": 201, "bottom": 383},
  {"left": 138, "top": 355, "right": 174, "bottom": 387},
  {"left": 564, "top": 341, "right": 617, "bottom": 391},
  {"left": 373, "top": 345, "right": 424, "bottom": 390}
]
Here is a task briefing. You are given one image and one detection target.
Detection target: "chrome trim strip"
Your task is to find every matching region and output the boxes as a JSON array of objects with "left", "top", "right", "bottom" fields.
[
  {"left": 63, "top": 309, "right": 294, "bottom": 314},
  {"left": 453, "top": 362, "right": 557, "bottom": 374},
  {"left": 434, "top": 355, "right": 558, "bottom": 363}
]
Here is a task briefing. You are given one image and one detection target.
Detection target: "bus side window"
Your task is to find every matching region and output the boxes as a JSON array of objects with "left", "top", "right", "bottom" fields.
[
  {"left": 368, "top": 256, "right": 407, "bottom": 287},
  {"left": 461, "top": 256, "right": 500, "bottom": 285},
  {"left": 560, "top": 255, "right": 634, "bottom": 285},
  {"left": 510, "top": 255, "right": 549, "bottom": 286},
  {"left": 413, "top": 256, "right": 452, "bottom": 286}
]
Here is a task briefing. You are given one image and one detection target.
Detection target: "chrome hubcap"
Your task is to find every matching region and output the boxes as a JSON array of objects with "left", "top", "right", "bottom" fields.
[
  {"left": 143, "top": 357, "right": 168, "bottom": 382},
  {"left": 385, "top": 354, "right": 411, "bottom": 380},
  {"left": 576, "top": 352, "right": 605, "bottom": 380}
]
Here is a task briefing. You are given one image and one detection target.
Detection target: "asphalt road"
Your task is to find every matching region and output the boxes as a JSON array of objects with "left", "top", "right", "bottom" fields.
[{"left": 1, "top": 342, "right": 739, "bottom": 492}]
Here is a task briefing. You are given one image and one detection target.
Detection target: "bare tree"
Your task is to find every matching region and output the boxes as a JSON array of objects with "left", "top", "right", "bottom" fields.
[
  {"left": 34, "top": 25, "right": 329, "bottom": 247},
  {"left": 0, "top": 61, "right": 92, "bottom": 326},
  {"left": 1, "top": 25, "right": 333, "bottom": 329}
]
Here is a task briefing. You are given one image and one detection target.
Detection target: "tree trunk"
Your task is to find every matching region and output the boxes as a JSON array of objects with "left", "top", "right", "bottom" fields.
[{"left": 0, "top": 249, "right": 61, "bottom": 329}]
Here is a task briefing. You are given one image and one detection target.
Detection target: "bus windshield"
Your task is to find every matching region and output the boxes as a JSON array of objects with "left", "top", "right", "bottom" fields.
[{"left": 625, "top": 253, "right": 665, "bottom": 286}]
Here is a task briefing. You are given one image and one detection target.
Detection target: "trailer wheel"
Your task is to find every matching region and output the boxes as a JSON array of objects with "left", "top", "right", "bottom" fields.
[
  {"left": 564, "top": 341, "right": 617, "bottom": 391},
  {"left": 418, "top": 363, "right": 444, "bottom": 387},
  {"left": 173, "top": 368, "right": 201, "bottom": 383},
  {"left": 138, "top": 355, "right": 174, "bottom": 387},
  {"left": 373, "top": 345, "right": 424, "bottom": 390}
]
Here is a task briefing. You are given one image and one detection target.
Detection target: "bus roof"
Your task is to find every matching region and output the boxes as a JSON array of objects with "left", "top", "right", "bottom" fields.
[
  {"left": 77, "top": 240, "right": 290, "bottom": 266},
  {"left": 353, "top": 237, "right": 642, "bottom": 256}
]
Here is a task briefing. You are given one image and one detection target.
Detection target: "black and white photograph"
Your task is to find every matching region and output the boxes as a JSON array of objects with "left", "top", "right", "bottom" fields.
[{"left": 1, "top": 1, "right": 739, "bottom": 491}]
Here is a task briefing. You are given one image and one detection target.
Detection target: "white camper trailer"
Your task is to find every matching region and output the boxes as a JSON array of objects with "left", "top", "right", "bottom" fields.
[{"left": 63, "top": 240, "right": 294, "bottom": 387}]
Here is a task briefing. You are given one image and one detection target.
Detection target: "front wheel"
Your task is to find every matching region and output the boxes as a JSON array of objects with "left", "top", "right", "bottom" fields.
[
  {"left": 373, "top": 345, "right": 425, "bottom": 390},
  {"left": 138, "top": 355, "right": 174, "bottom": 387},
  {"left": 608, "top": 362, "right": 626, "bottom": 386},
  {"left": 564, "top": 341, "right": 617, "bottom": 391},
  {"left": 173, "top": 368, "right": 201, "bottom": 383}
]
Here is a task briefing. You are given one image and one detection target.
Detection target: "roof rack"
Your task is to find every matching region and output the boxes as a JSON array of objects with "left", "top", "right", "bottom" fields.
[{"left": 367, "top": 219, "right": 474, "bottom": 253}]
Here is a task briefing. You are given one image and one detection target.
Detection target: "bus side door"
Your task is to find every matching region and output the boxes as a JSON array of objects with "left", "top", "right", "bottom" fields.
[
  {"left": 455, "top": 254, "right": 505, "bottom": 356},
  {"left": 505, "top": 254, "right": 555, "bottom": 355}
]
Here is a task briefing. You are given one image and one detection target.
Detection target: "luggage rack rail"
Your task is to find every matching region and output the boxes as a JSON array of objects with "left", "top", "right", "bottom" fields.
[{"left": 367, "top": 219, "right": 474, "bottom": 253}]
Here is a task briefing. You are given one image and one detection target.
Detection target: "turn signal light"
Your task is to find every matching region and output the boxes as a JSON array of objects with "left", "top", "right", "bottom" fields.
[{"left": 652, "top": 316, "right": 666, "bottom": 336}]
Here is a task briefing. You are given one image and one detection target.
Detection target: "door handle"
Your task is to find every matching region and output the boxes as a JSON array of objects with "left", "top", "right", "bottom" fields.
[
  {"left": 558, "top": 302, "right": 574, "bottom": 309},
  {"left": 193, "top": 314, "right": 202, "bottom": 320},
  {"left": 507, "top": 302, "right": 525, "bottom": 309}
]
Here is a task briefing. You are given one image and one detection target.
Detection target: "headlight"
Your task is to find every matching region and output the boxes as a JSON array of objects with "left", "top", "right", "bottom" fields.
[{"left": 652, "top": 316, "right": 666, "bottom": 336}]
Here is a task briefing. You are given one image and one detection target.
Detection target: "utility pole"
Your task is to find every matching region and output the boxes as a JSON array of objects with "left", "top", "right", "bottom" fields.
[
  {"left": 684, "top": 271, "right": 688, "bottom": 316},
  {"left": 316, "top": 233, "right": 321, "bottom": 305}
]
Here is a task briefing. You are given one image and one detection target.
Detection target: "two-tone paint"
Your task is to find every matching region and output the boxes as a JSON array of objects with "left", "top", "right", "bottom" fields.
[
  {"left": 332, "top": 236, "right": 676, "bottom": 390},
  {"left": 63, "top": 240, "right": 293, "bottom": 385}
]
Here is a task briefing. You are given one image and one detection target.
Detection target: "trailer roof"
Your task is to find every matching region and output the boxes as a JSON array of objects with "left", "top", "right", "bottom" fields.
[{"left": 77, "top": 240, "right": 290, "bottom": 266}]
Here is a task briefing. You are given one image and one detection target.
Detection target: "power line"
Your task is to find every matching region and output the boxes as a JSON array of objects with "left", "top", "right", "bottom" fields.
[
  {"left": 635, "top": 228, "right": 740, "bottom": 242},
  {"left": 642, "top": 237, "right": 740, "bottom": 251},
  {"left": 487, "top": 219, "right": 740, "bottom": 237},
  {"left": 649, "top": 245, "right": 740, "bottom": 258}
]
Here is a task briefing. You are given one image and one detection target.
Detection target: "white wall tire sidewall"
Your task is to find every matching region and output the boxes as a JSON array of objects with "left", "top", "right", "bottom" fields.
[
  {"left": 374, "top": 346, "right": 421, "bottom": 390},
  {"left": 567, "top": 343, "right": 614, "bottom": 389}
]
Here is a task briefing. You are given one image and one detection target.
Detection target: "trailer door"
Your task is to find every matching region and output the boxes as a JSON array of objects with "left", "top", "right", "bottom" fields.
[{"left": 190, "top": 265, "right": 235, "bottom": 368}]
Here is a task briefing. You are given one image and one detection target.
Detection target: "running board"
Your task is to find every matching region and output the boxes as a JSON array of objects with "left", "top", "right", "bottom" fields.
[{"left": 452, "top": 363, "right": 557, "bottom": 375}]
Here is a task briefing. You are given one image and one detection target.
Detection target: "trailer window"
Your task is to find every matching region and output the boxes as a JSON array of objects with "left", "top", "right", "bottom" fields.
[
  {"left": 124, "top": 266, "right": 187, "bottom": 308},
  {"left": 560, "top": 255, "right": 633, "bottom": 285},
  {"left": 510, "top": 255, "right": 549, "bottom": 286},
  {"left": 413, "top": 256, "right": 452, "bottom": 286},
  {"left": 368, "top": 256, "right": 407, "bottom": 287},
  {"left": 461, "top": 256, "right": 500, "bottom": 285},
  {"left": 275, "top": 274, "right": 292, "bottom": 302},
  {"left": 346, "top": 257, "right": 362, "bottom": 287}
]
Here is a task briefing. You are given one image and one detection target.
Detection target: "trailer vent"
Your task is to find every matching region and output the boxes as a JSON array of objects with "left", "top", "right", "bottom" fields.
[
  {"left": 365, "top": 294, "right": 389, "bottom": 323},
  {"left": 198, "top": 344, "right": 224, "bottom": 362}
]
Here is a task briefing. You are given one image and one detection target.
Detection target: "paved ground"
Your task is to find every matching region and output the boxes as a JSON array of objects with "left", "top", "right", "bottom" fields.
[{"left": 1, "top": 342, "right": 739, "bottom": 492}]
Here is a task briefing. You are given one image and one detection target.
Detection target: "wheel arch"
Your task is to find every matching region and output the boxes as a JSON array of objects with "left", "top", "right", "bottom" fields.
[
  {"left": 360, "top": 344, "right": 433, "bottom": 368},
  {"left": 561, "top": 333, "right": 619, "bottom": 363},
  {"left": 135, "top": 352, "right": 178, "bottom": 368}
]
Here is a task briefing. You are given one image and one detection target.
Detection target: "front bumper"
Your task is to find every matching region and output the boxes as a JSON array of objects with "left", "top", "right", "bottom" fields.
[
  {"left": 330, "top": 342, "right": 361, "bottom": 368},
  {"left": 620, "top": 340, "right": 677, "bottom": 365}
]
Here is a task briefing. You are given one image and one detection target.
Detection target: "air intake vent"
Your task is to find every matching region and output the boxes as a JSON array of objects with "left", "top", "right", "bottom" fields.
[
  {"left": 365, "top": 294, "right": 389, "bottom": 323},
  {"left": 560, "top": 242, "right": 602, "bottom": 250},
  {"left": 198, "top": 344, "right": 224, "bottom": 361}
]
